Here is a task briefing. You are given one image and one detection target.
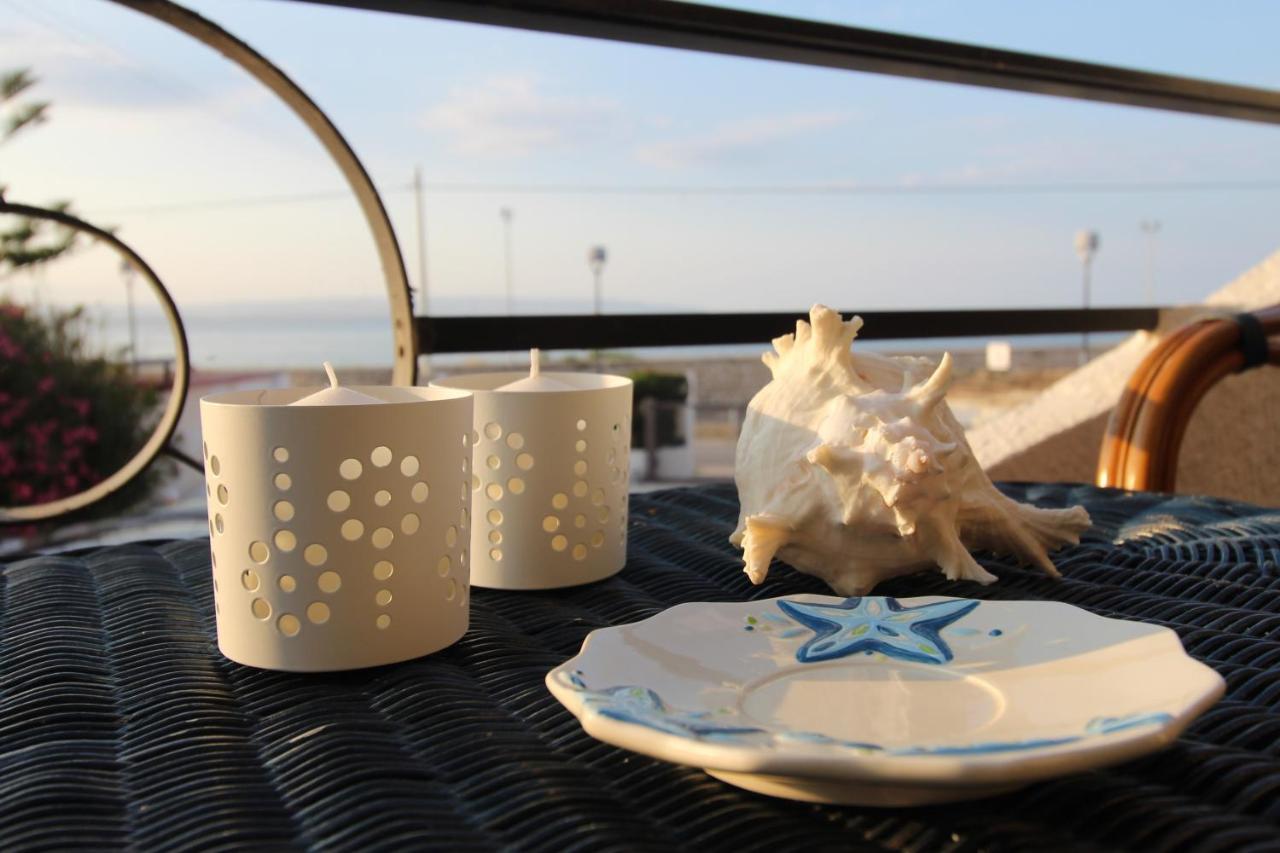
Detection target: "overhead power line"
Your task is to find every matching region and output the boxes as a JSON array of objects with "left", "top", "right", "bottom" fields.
[
  {"left": 88, "top": 177, "right": 1280, "bottom": 216},
  {"left": 96, "top": 186, "right": 413, "bottom": 215},
  {"left": 413, "top": 178, "right": 1280, "bottom": 196}
]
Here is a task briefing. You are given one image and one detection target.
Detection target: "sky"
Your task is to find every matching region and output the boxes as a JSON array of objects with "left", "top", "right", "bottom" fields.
[{"left": 2, "top": 0, "right": 1280, "bottom": 365}]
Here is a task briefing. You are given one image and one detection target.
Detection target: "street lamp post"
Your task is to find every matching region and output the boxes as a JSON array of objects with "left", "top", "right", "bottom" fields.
[
  {"left": 500, "top": 207, "right": 514, "bottom": 315},
  {"left": 120, "top": 257, "right": 138, "bottom": 372},
  {"left": 587, "top": 245, "right": 607, "bottom": 370},
  {"left": 588, "top": 245, "right": 607, "bottom": 315},
  {"left": 1140, "top": 219, "right": 1161, "bottom": 305},
  {"left": 1074, "top": 230, "right": 1099, "bottom": 365}
]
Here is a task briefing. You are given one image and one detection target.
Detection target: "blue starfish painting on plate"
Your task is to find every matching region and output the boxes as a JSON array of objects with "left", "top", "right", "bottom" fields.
[{"left": 776, "top": 596, "right": 980, "bottom": 664}]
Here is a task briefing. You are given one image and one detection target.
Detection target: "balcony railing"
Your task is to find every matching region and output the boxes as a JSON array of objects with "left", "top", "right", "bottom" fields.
[
  {"left": 112, "top": 0, "right": 1280, "bottom": 373},
  {"left": 294, "top": 0, "right": 1275, "bottom": 359},
  {"left": 417, "top": 307, "right": 1162, "bottom": 354}
]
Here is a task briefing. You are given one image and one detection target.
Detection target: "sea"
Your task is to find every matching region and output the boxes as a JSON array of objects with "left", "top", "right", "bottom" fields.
[{"left": 75, "top": 297, "right": 1121, "bottom": 372}]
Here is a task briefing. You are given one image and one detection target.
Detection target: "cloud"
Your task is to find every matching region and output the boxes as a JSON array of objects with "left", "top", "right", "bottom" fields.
[
  {"left": 420, "top": 75, "right": 620, "bottom": 158},
  {"left": 634, "top": 112, "right": 852, "bottom": 169},
  {"left": 0, "top": 22, "right": 265, "bottom": 115}
]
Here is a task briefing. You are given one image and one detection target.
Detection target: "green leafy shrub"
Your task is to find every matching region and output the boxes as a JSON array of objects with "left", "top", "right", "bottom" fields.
[{"left": 0, "top": 300, "right": 160, "bottom": 515}]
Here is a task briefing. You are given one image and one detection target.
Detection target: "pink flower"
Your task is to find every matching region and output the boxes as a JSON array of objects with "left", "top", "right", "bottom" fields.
[
  {"left": 0, "top": 398, "right": 29, "bottom": 429},
  {"left": 0, "top": 331, "right": 21, "bottom": 361},
  {"left": 62, "top": 425, "right": 99, "bottom": 446},
  {"left": 73, "top": 425, "right": 98, "bottom": 444},
  {"left": 36, "top": 376, "right": 56, "bottom": 394}
]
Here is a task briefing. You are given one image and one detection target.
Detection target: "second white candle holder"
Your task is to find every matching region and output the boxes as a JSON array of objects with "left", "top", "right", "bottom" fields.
[{"left": 432, "top": 366, "right": 633, "bottom": 589}]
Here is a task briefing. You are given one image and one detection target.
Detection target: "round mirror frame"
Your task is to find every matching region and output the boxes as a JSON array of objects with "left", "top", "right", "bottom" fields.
[
  {"left": 108, "top": 0, "right": 418, "bottom": 385},
  {"left": 2, "top": 0, "right": 420, "bottom": 522},
  {"left": 0, "top": 199, "right": 191, "bottom": 522}
]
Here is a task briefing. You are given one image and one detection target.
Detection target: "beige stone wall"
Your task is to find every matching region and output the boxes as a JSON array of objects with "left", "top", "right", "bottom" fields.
[
  {"left": 1177, "top": 371, "right": 1280, "bottom": 506},
  {"left": 971, "top": 250, "right": 1280, "bottom": 508}
]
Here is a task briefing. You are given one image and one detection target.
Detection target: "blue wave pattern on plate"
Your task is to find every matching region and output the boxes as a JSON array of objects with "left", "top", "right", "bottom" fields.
[
  {"left": 778, "top": 712, "right": 1175, "bottom": 755},
  {"left": 576, "top": 679, "right": 765, "bottom": 741},
  {"left": 566, "top": 672, "right": 1174, "bottom": 756},
  {"left": 1085, "top": 713, "right": 1175, "bottom": 735},
  {"left": 776, "top": 596, "right": 980, "bottom": 664},
  {"left": 773, "top": 729, "right": 1077, "bottom": 755}
]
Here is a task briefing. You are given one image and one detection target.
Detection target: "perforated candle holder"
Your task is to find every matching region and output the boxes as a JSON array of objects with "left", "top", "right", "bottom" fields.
[
  {"left": 199, "top": 385, "right": 473, "bottom": 671},
  {"left": 431, "top": 372, "right": 633, "bottom": 589}
]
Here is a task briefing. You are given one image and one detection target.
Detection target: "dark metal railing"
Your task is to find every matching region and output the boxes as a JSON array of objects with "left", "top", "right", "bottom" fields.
[
  {"left": 102, "top": 1, "right": 1278, "bottom": 362},
  {"left": 294, "top": 0, "right": 1280, "bottom": 125},
  {"left": 299, "top": 0, "right": 1275, "bottom": 355},
  {"left": 418, "top": 307, "right": 1161, "bottom": 353}
]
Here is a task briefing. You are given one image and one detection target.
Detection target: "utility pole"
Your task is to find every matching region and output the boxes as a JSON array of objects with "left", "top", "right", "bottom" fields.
[
  {"left": 120, "top": 257, "right": 138, "bottom": 372},
  {"left": 588, "top": 245, "right": 607, "bottom": 315},
  {"left": 412, "top": 166, "right": 429, "bottom": 315},
  {"left": 1140, "top": 220, "right": 1161, "bottom": 305},
  {"left": 588, "top": 245, "right": 607, "bottom": 371},
  {"left": 1074, "top": 230, "right": 1099, "bottom": 366},
  {"left": 500, "top": 207, "right": 514, "bottom": 315},
  {"left": 413, "top": 166, "right": 430, "bottom": 378}
]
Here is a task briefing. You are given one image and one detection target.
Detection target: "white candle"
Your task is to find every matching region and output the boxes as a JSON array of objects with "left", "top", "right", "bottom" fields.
[
  {"left": 291, "top": 362, "right": 387, "bottom": 406},
  {"left": 495, "top": 348, "right": 576, "bottom": 392}
]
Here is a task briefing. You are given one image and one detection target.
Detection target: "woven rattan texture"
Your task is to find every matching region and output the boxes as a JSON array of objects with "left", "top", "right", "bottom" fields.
[{"left": 2, "top": 483, "right": 1279, "bottom": 852}]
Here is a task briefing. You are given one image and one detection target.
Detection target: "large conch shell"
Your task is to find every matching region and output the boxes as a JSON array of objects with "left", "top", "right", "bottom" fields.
[{"left": 730, "top": 305, "right": 1090, "bottom": 595}]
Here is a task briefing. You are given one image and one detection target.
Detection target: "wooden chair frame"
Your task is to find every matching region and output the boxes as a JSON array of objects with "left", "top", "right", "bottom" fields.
[{"left": 1097, "top": 306, "right": 1280, "bottom": 492}]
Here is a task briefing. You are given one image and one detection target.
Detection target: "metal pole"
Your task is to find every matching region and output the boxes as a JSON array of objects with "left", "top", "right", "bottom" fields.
[
  {"left": 500, "top": 207, "right": 513, "bottom": 315},
  {"left": 1074, "top": 230, "right": 1099, "bottom": 365},
  {"left": 413, "top": 166, "right": 428, "bottom": 315},
  {"left": 1081, "top": 258, "right": 1092, "bottom": 364},
  {"left": 586, "top": 245, "right": 607, "bottom": 370},
  {"left": 588, "top": 245, "right": 607, "bottom": 315},
  {"left": 1140, "top": 220, "right": 1161, "bottom": 305},
  {"left": 591, "top": 268, "right": 603, "bottom": 371},
  {"left": 122, "top": 259, "right": 139, "bottom": 372},
  {"left": 413, "top": 166, "right": 431, "bottom": 378}
]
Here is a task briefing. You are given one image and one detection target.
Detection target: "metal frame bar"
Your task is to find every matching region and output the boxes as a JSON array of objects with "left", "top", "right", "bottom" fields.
[
  {"left": 297, "top": 0, "right": 1274, "bottom": 353},
  {"left": 290, "top": 0, "right": 1280, "bottom": 125},
  {"left": 419, "top": 307, "right": 1160, "bottom": 354},
  {"left": 109, "top": 0, "right": 419, "bottom": 384},
  {"left": 108, "top": 1, "right": 1280, "bottom": 359},
  {"left": 0, "top": 200, "right": 191, "bottom": 522}
]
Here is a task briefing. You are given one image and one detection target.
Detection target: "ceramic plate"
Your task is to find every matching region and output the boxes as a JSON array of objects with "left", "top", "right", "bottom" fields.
[{"left": 546, "top": 595, "right": 1224, "bottom": 806}]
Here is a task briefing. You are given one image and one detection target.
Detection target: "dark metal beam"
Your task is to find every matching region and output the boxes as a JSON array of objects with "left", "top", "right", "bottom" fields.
[
  {"left": 0, "top": 200, "right": 191, "bottom": 521},
  {"left": 418, "top": 307, "right": 1161, "bottom": 354},
  {"left": 112, "top": 0, "right": 419, "bottom": 384},
  {"left": 287, "top": 0, "right": 1280, "bottom": 124}
]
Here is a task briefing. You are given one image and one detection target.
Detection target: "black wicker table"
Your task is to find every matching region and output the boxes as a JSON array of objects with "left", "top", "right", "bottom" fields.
[{"left": 3, "top": 482, "right": 1280, "bottom": 852}]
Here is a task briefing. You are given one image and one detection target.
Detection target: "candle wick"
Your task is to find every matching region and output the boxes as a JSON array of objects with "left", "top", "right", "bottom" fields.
[
  {"left": 530, "top": 348, "right": 541, "bottom": 379},
  {"left": 323, "top": 361, "right": 339, "bottom": 389}
]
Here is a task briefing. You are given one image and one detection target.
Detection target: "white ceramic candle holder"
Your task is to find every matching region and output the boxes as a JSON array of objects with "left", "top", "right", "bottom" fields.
[
  {"left": 431, "top": 370, "right": 633, "bottom": 589},
  {"left": 199, "top": 384, "right": 473, "bottom": 671}
]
